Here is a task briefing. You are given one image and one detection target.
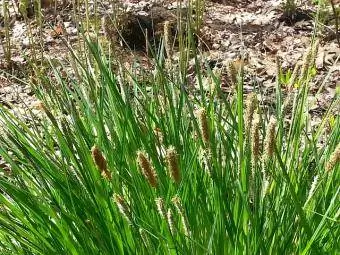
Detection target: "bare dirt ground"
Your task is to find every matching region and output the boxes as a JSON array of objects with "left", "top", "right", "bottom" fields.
[{"left": 0, "top": 0, "right": 339, "bottom": 118}]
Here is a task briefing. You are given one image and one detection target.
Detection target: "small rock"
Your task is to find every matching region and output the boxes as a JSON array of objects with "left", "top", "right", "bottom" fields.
[
  {"left": 212, "top": 43, "right": 220, "bottom": 49},
  {"left": 22, "top": 37, "right": 30, "bottom": 48}
]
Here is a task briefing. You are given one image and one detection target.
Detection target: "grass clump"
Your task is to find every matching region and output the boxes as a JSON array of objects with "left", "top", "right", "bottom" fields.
[{"left": 0, "top": 22, "right": 339, "bottom": 255}]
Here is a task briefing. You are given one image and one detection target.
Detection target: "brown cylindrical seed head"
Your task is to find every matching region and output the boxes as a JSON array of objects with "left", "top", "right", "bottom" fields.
[
  {"left": 91, "top": 145, "right": 107, "bottom": 172},
  {"left": 326, "top": 143, "right": 340, "bottom": 172},
  {"left": 166, "top": 146, "right": 181, "bottom": 183},
  {"left": 137, "top": 151, "right": 158, "bottom": 188},
  {"left": 245, "top": 93, "right": 258, "bottom": 134},
  {"left": 197, "top": 108, "right": 210, "bottom": 146},
  {"left": 264, "top": 117, "right": 277, "bottom": 159}
]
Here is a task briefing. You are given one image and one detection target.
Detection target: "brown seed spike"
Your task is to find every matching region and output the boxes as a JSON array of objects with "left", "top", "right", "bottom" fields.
[
  {"left": 137, "top": 151, "right": 158, "bottom": 188},
  {"left": 91, "top": 145, "right": 107, "bottom": 172},
  {"left": 263, "top": 117, "right": 277, "bottom": 160},
  {"left": 166, "top": 146, "right": 181, "bottom": 183},
  {"left": 197, "top": 108, "right": 210, "bottom": 146},
  {"left": 245, "top": 93, "right": 258, "bottom": 135},
  {"left": 91, "top": 146, "right": 112, "bottom": 180}
]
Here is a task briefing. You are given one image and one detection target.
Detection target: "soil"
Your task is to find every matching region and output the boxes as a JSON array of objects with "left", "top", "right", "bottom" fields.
[{"left": 0, "top": 0, "right": 339, "bottom": 121}]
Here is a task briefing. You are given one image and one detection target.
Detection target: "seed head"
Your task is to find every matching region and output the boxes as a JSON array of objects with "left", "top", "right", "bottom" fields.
[
  {"left": 263, "top": 117, "right": 277, "bottom": 160},
  {"left": 139, "top": 228, "right": 150, "bottom": 248},
  {"left": 288, "top": 63, "right": 301, "bottom": 91},
  {"left": 262, "top": 177, "right": 270, "bottom": 198},
  {"left": 251, "top": 114, "right": 260, "bottom": 164},
  {"left": 326, "top": 143, "right": 340, "bottom": 172},
  {"left": 137, "top": 151, "right": 158, "bottom": 188},
  {"left": 155, "top": 197, "right": 167, "bottom": 219},
  {"left": 154, "top": 127, "right": 164, "bottom": 144},
  {"left": 245, "top": 93, "right": 258, "bottom": 135},
  {"left": 101, "top": 169, "right": 112, "bottom": 180},
  {"left": 228, "top": 60, "right": 237, "bottom": 85},
  {"left": 164, "top": 21, "right": 172, "bottom": 59},
  {"left": 91, "top": 145, "right": 107, "bottom": 171},
  {"left": 166, "top": 146, "right": 181, "bottom": 183},
  {"left": 171, "top": 195, "right": 184, "bottom": 213},
  {"left": 310, "top": 39, "right": 320, "bottom": 67},
  {"left": 250, "top": 115, "right": 260, "bottom": 205},
  {"left": 172, "top": 195, "right": 191, "bottom": 237},
  {"left": 300, "top": 47, "right": 312, "bottom": 78},
  {"left": 197, "top": 108, "right": 210, "bottom": 146},
  {"left": 113, "top": 193, "right": 132, "bottom": 224},
  {"left": 167, "top": 208, "right": 176, "bottom": 235},
  {"left": 199, "top": 148, "right": 213, "bottom": 176},
  {"left": 275, "top": 55, "right": 281, "bottom": 84},
  {"left": 261, "top": 161, "right": 270, "bottom": 198},
  {"left": 91, "top": 145, "right": 111, "bottom": 180},
  {"left": 306, "top": 175, "right": 319, "bottom": 203},
  {"left": 145, "top": 28, "right": 149, "bottom": 56}
]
